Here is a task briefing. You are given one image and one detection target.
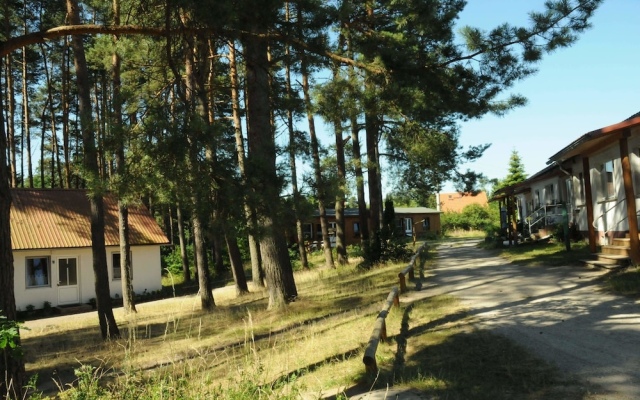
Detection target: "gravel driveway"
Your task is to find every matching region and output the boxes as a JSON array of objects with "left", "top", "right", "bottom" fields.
[{"left": 428, "top": 240, "right": 640, "bottom": 399}]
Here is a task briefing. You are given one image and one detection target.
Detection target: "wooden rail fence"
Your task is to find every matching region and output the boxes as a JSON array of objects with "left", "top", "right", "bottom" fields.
[{"left": 362, "top": 242, "right": 428, "bottom": 374}]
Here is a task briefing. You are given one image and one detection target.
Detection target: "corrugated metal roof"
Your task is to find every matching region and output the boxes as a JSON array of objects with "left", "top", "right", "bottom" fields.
[{"left": 10, "top": 189, "right": 170, "bottom": 250}]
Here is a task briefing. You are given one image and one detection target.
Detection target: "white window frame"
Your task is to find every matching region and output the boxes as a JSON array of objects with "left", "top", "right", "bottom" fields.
[
  {"left": 112, "top": 252, "right": 133, "bottom": 281},
  {"left": 26, "top": 256, "right": 51, "bottom": 288},
  {"left": 600, "top": 159, "right": 616, "bottom": 200}
]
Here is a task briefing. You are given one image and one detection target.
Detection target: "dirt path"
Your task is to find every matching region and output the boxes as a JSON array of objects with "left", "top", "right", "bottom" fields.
[{"left": 427, "top": 240, "right": 640, "bottom": 399}]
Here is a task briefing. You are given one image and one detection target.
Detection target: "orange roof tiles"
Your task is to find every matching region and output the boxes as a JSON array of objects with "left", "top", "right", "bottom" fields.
[
  {"left": 438, "top": 192, "right": 488, "bottom": 213},
  {"left": 10, "top": 189, "right": 169, "bottom": 250}
]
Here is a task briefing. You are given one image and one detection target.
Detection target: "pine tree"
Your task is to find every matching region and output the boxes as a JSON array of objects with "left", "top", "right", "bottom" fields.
[{"left": 495, "top": 150, "right": 528, "bottom": 191}]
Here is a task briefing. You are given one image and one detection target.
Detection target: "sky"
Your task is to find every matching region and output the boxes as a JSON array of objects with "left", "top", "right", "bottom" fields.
[{"left": 442, "top": 0, "right": 640, "bottom": 192}]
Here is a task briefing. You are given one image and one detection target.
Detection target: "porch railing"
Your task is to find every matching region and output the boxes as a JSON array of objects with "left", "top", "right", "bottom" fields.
[
  {"left": 524, "top": 203, "right": 565, "bottom": 237},
  {"left": 592, "top": 198, "right": 625, "bottom": 244}
]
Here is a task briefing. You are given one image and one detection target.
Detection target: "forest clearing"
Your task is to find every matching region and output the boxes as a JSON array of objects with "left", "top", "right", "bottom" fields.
[
  {"left": 17, "top": 246, "right": 586, "bottom": 399},
  {"left": 1, "top": 1, "right": 603, "bottom": 397}
]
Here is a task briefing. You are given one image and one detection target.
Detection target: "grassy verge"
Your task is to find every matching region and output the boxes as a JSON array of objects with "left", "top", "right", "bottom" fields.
[
  {"left": 604, "top": 267, "right": 640, "bottom": 296},
  {"left": 20, "top": 247, "right": 586, "bottom": 399},
  {"left": 493, "top": 239, "right": 591, "bottom": 267}
]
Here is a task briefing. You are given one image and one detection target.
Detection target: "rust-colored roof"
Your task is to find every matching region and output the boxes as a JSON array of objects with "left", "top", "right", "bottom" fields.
[
  {"left": 438, "top": 192, "right": 488, "bottom": 213},
  {"left": 10, "top": 189, "right": 170, "bottom": 250}
]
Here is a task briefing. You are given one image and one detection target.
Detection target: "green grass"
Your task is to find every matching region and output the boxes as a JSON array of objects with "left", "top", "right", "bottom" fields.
[
  {"left": 604, "top": 267, "right": 640, "bottom": 296},
  {"left": 495, "top": 240, "right": 591, "bottom": 267},
  {"left": 20, "top": 246, "right": 589, "bottom": 399}
]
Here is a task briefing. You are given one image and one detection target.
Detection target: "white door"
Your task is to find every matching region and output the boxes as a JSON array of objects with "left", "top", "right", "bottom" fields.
[
  {"left": 404, "top": 218, "right": 413, "bottom": 236},
  {"left": 57, "top": 257, "right": 79, "bottom": 305}
]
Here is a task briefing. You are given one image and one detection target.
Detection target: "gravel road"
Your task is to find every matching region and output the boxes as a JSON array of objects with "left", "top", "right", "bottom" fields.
[{"left": 428, "top": 240, "right": 640, "bottom": 399}]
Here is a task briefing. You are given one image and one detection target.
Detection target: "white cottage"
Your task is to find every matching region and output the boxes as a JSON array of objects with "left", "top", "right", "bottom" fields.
[
  {"left": 10, "top": 189, "right": 169, "bottom": 311},
  {"left": 493, "top": 112, "right": 640, "bottom": 264}
]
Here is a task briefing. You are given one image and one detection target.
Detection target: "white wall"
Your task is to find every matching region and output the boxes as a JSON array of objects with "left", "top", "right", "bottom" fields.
[
  {"left": 106, "top": 245, "right": 162, "bottom": 299},
  {"left": 13, "top": 245, "right": 162, "bottom": 311},
  {"left": 589, "top": 144, "right": 628, "bottom": 237}
]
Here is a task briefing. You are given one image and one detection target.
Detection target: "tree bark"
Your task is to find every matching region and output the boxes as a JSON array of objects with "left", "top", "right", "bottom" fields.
[
  {"left": 66, "top": 0, "right": 119, "bottom": 339},
  {"left": 365, "top": 111, "right": 382, "bottom": 235},
  {"left": 176, "top": 204, "right": 191, "bottom": 282},
  {"left": 284, "top": 4, "right": 309, "bottom": 269},
  {"left": 5, "top": 56, "right": 17, "bottom": 188},
  {"left": 334, "top": 121, "right": 348, "bottom": 265},
  {"left": 243, "top": 29, "right": 297, "bottom": 308},
  {"left": 113, "top": 0, "right": 136, "bottom": 314},
  {"left": 180, "top": 21, "right": 215, "bottom": 311},
  {"left": 229, "top": 40, "right": 264, "bottom": 286},
  {"left": 225, "top": 233, "right": 249, "bottom": 296},
  {"left": 299, "top": 12, "right": 334, "bottom": 268},
  {"left": 192, "top": 213, "right": 214, "bottom": 310},
  {"left": 0, "top": 60, "right": 26, "bottom": 400},
  {"left": 62, "top": 36, "right": 72, "bottom": 188}
]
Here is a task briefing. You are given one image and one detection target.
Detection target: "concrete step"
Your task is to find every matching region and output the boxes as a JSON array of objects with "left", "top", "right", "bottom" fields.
[
  {"left": 583, "top": 253, "right": 630, "bottom": 270},
  {"left": 611, "top": 237, "right": 631, "bottom": 247},
  {"left": 601, "top": 245, "right": 630, "bottom": 256}
]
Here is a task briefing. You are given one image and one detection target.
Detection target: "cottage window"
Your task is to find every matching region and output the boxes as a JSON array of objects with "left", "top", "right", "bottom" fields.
[
  {"left": 422, "top": 218, "right": 430, "bottom": 231},
  {"left": 565, "top": 178, "right": 573, "bottom": 209},
  {"left": 353, "top": 222, "right": 360, "bottom": 237},
  {"left": 112, "top": 252, "right": 132, "bottom": 281},
  {"left": 577, "top": 173, "right": 585, "bottom": 204},
  {"left": 600, "top": 160, "right": 615, "bottom": 199},
  {"left": 26, "top": 257, "right": 50, "bottom": 288},
  {"left": 328, "top": 222, "right": 337, "bottom": 235},
  {"left": 544, "top": 184, "right": 554, "bottom": 205},
  {"left": 302, "top": 223, "right": 312, "bottom": 240}
]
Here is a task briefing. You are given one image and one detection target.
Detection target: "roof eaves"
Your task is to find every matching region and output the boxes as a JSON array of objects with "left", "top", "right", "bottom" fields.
[{"left": 548, "top": 115, "right": 640, "bottom": 163}]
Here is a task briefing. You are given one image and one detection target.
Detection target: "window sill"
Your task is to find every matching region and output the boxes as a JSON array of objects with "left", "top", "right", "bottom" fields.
[{"left": 26, "top": 285, "right": 50, "bottom": 289}]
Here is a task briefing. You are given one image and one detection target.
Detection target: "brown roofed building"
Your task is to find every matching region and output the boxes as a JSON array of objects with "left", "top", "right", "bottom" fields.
[
  {"left": 438, "top": 192, "right": 489, "bottom": 213},
  {"left": 10, "top": 189, "right": 169, "bottom": 311}
]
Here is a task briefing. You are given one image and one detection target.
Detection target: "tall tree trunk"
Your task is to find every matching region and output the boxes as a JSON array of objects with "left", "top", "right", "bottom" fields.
[
  {"left": 176, "top": 203, "right": 191, "bottom": 282},
  {"left": 66, "top": 0, "right": 119, "bottom": 339},
  {"left": 284, "top": 3, "right": 309, "bottom": 269},
  {"left": 225, "top": 232, "right": 249, "bottom": 296},
  {"left": 346, "top": 59, "right": 369, "bottom": 244},
  {"left": 228, "top": 40, "right": 264, "bottom": 286},
  {"left": 0, "top": 62, "right": 26, "bottom": 400},
  {"left": 365, "top": 111, "right": 382, "bottom": 234},
  {"left": 334, "top": 120, "right": 348, "bottom": 265},
  {"left": 62, "top": 37, "right": 72, "bottom": 188},
  {"left": 363, "top": 2, "right": 382, "bottom": 237},
  {"left": 40, "top": 44, "right": 61, "bottom": 188},
  {"left": 243, "top": 30, "right": 297, "bottom": 309},
  {"left": 298, "top": 8, "right": 333, "bottom": 267},
  {"left": 180, "top": 25, "right": 214, "bottom": 311},
  {"left": 192, "top": 212, "right": 214, "bottom": 310},
  {"left": 301, "top": 52, "right": 334, "bottom": 268},
  {"left": 113, "top": 0, "right": 136, "bottom": 314},
  {"left": 39, "top": 111, "right": 44, "bottom": 187},
  {"left": 22, "top": 46, "right": 32, "bottom": 188},
  {"left": 5, "top": 56, "right": 17, "bottom": 188},
  {"left": 212, "top": 231, "right": 225, "bottom": 280}
]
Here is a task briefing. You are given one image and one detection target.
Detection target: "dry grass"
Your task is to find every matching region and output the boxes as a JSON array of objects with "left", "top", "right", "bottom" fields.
[
  {"left": 21, "top": 254, "right": 403, "bottom": 397},
  {"left": 20, "top": 247, "right": 590, "bottom": 399}
]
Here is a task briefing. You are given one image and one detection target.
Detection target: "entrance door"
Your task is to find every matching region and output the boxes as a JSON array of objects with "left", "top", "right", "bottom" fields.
[
  {"left": 57, "top": 257, "right": 79, "bottom": 305},
  {"left": 404, "top": 218, "right": 413, "bottom": 236}
]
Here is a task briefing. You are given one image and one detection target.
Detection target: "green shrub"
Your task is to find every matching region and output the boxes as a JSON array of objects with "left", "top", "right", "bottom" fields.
[{"left": 162, "top": 244, "right": 194, "bottom": 276}]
